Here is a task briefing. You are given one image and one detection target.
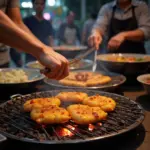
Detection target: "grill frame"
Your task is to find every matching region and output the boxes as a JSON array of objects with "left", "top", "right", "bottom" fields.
[{"left": 0, "top": 89, "right": 145, "bottom": 144}]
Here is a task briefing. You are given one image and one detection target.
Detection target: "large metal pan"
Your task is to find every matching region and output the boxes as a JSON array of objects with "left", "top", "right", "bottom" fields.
[
  {"left": 0, "top": 68, "right": 45, "bottom": 99},
  {"left": 96, "top": 53, "right": 150, "bottom": 76},
  {"left": 53, "top": 45, "right": 88, "bottom": 59},
  {"left": 25, "top": 59, "right": 94, "bottom": 71},
  {"left": 0, "top": 68, "right": 45, "bottom": 88},
  {"left": 0, "top": 134, "right": 6, "bottom": 143},
  {"left": 44, "top": 70, "right": 126, "bottom": 92}
]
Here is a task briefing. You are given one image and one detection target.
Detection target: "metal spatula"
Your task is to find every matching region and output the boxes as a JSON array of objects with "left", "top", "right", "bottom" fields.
[{"left": 92, "top": 50, "right": 97, "bottom": 72}]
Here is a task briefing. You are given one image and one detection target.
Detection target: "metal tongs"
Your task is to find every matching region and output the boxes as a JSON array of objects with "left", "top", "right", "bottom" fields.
[{"left": 41, "top": 47, "right": 95, "bottom": 74}]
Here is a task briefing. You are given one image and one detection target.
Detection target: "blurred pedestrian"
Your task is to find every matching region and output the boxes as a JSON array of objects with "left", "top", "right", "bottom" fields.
[
  {"left": 23, "top": 0, "right": 54, "bottom": 63},
  {"left": 57, "top": 11, "right": 81, "bottom": 45},
  {"left": 82, "top": 11, "right": 98, "bottom": 45}
]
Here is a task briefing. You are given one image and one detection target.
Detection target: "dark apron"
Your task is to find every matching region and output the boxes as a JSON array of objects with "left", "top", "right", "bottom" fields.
[{"left": 108, "top": 6, "right": 146, "bottom": 54}]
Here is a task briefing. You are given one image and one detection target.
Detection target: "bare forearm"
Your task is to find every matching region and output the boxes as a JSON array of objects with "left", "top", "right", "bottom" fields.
[
  {"left": 0, "top": 11, "right": 44, "bottom": 57},
  {"left": 123, "top": 29, "right": 145, "bottom": 41}
]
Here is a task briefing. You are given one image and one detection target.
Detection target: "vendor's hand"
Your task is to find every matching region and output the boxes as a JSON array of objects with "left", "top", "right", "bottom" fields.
[
  {"left": 88, "top": 32, "right": 102, "bottom": 50},
  {"left": 36, "top": 46, "right": 69, "bottom": 80},
  {"left": 107, "top": 33, "right": 126, "bottom": 51}
]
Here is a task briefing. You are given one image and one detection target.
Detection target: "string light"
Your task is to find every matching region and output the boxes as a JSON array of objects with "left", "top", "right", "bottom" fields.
[{"left": 48, "top": 0, "right": 56, "bottom": 6}]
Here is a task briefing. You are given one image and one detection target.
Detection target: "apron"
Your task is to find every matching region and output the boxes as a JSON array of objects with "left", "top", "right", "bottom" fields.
[
  {"left": 64, "top": 26, "right": 77, "bottom": 45},
  {"left": 0, "top": 45, "right": 10, "bottom": 66},
  {"left": 108, "top": 6, "right": 146, "bottom": 54}
]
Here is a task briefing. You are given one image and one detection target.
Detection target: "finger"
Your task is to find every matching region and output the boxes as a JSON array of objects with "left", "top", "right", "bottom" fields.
[
  {"left": 108, "top": 40, "right": 115, "bottom": 51},
  {"left": 116, "top": 42, "right": 121, "bottom": 50},
  {"left": 96, "top": 36, "right": 101, "bottom": 50},
  {"left": 44, "top": 70, "right": 58, "bottom": 80},
  {"left": 44, "top": 62, "right": 61, "bottom": 79},
  {"left": 111, "top": 40, "right": 117, "bottom": 50},
  {"left": 59, "top": 63, "right": 69, "bottom": 80},
  {"left": 53, "top": 54, "right": 69, "bottom": 80},
  {"left": 93, "top": 36, "right": 98, "bottom": 49},
  {"left": 107, "top": 40, "right": 113, "bottom": 50},
  {"left": 55, "top": 60, "right": 68, "bottom": 80},
  {"left": 113, "top": 40, "right": 120, "bottom": 50}
]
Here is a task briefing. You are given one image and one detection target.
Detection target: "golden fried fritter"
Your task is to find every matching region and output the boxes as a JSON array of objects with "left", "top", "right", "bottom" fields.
[
  {"left": 86, "top": 76, "right": 111, "bottom": 86},
  {"left": 59, "top": 79, "right": 86, "bottom": 87},
  {"left": 23, "top": 97, "right": 61, "bottom": 112},
  {"left": 83, "top": 95, "right": 116, "bottom": 112},
  {"left": 56, "top": 92, "right": 88, "bottom": 103},
  {"left": 67, "top": 104, "right": 107, "bottom": 125},
  {"left": 58, "top": 71, "right": 111, "bottom": 87},
  {"left": 30, "top": 105, "right": 71, "bottom": 124}
]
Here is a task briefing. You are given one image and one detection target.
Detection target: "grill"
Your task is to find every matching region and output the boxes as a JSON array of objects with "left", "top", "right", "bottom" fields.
[{"left": 0, "top": 89, "right": 145, "bottom": 144}]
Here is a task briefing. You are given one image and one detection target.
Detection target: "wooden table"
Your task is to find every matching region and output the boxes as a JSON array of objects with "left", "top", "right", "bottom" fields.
[{"left": 0, "top": 83, "right": 150, "bottom": 150}]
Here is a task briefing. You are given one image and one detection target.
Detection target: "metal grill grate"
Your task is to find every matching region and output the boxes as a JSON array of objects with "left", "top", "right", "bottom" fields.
[{"left": 0, "top": 90, "right": 145, "bottom": 144}]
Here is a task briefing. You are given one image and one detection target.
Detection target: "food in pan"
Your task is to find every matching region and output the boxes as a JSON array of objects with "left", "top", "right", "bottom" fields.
[
  {"left": 23, "top": 97, "right": 61, "bottom": 112},
  {"left": 105, "top": 55, "right": 150, "bottom": 62},
  {"left": 59, "top": 80, "right": 86, "bottom": 87},
  {"left": 53, "top": 45, "right": 87, "bottom": 51},
  {"left": 0, "top": 69, "right": 28, "bottom": 83},
  {"left": 83, "top": 94, "right": 116, "bottom": 112},
  {"left": 144, "top": 77, "right": 150, "bottom": 84},
  {"left": 59, "top": 72, "right": 112, "bottom": 87},
  {"left": 86, "top": 76, "right": 112, "bottom": 86},
  {"left": 31, "top": 106, "right": 71, "bottom": 124},
  {"left": 67, "top": 104, "right": 107, "bottom": 125},
  {"left": 56, "top": 92, "right": 88, "bottom": 103},
  {"left": 27, "top": 61, "right": 44, "bottom": 69}
]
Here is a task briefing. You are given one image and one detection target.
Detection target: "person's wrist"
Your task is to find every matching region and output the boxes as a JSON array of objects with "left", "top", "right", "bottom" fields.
[
  {"left": 31, "top": 44, "right": 46, "bottom": 60},
  {"left": 121, "top": 32, "right": 128, "bottom": 40}
]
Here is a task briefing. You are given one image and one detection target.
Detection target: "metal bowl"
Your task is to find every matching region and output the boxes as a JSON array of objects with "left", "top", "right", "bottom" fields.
[
  {"left": 137, "top": 74, "right": 150, "bottom": 95},
  {"left": 97, "top": 53, "right": 150, "bottom": 76},
  {"left": 0, "top": 68, "right": 45, "bottom": 98},
  {"left": 26, "top": 59, "right": 94, "bottom": 71},
  {"left": 44, "top": 70, "right": 126, "bottom": 92},
  {"left": 53, "top": 45, "right": 88, "bottom": 59}
]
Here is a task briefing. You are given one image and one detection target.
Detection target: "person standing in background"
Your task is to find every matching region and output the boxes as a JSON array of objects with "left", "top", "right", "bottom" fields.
[
  {"left": 82, "top": 11, "right": 98, "bottom": 46},
  {"left": 23, "top": 0, "right": 54, "bottom": 63},
  {"left": 88, "top": 0, "right": 150, "bottom": 54},
  {"left": 57, "top": 11, "right": 81, "bottom": 45},
  {"left": 0, "top": 44, "right": 10, "bottom": 68}
]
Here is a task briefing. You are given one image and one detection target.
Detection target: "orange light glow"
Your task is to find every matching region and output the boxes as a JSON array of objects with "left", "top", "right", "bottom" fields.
[
  {"left": 55, "top": 125, "right": 76, "bottom": 137},
  {"left": 88, "top": 124, "right": 95, "bottom": 131},
  {"left": 61, "top": 128, "right": 74, "bottom": 137},
  {"left": 66, "top": 125, "right": 76, "bottom": 130},
  {"left": 97, "top": 123, "right": 102, "bottom": 126}
]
